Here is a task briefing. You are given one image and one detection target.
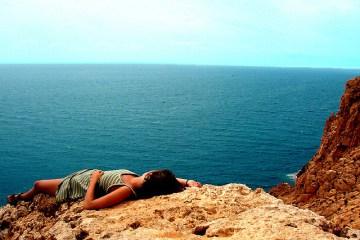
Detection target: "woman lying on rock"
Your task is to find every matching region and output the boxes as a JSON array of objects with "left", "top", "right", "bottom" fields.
[{"left": 7, "top": 169, "right": 202, "bottom": 210}]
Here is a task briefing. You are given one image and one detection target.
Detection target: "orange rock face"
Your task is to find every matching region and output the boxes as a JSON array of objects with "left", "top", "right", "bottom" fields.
[{"left": 270, "top": 76, "right": 360, "bottom": 229}]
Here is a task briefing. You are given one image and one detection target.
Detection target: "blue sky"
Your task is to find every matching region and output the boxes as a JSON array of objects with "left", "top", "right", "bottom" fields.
[{"left": 1, "top": 0, "right": 359, "bottom": 68}]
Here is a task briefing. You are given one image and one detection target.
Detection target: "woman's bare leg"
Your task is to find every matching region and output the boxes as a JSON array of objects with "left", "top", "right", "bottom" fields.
[{"left": 18, "top": 178, "right": 63, "bottom": 200}]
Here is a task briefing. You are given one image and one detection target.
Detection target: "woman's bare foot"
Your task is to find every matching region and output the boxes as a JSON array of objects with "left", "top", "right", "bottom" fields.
[{"left": 7, "top": 193, "right": 23, "bottom": 205}]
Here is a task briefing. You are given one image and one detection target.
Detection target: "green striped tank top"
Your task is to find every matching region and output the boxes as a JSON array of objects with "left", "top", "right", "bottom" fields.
[{"left": 55, "top": 169, "right": 138, "bottom": 203}]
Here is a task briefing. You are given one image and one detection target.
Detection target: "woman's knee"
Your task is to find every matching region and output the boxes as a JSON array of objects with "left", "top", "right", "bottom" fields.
[
  {"left": 33, "top": 180, "right": 42, "bottom": 191},
  {"left": 33, "top": 179, "right": 61, "bottom": 195},
  {"left": 34, "top": 180, "right": 50, "bottom": 192}
]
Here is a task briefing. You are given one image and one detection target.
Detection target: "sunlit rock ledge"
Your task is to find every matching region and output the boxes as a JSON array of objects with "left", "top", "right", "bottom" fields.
[{"left": 1, "top": 184, "right": 359, "bottom": 240}]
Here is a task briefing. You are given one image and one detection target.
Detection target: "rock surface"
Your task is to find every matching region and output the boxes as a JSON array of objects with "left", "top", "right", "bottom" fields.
[
  {"left": 270, "top": 76, "right": 360, "bottom": 230},
  {"left": 1, "top": 184, "right": 357, "bottom": 240}
]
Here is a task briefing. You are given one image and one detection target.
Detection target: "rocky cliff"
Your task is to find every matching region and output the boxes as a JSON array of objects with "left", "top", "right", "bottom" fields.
[
  {"left": 270, "top": 76, "right": 360, "bottom": 230},
  {"left": 1, "top": 184, "right": 358, "bottom": 240}
]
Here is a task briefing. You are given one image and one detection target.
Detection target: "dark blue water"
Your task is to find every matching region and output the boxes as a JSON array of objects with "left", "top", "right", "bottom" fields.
[{"left": 0, "top": 64, "right": 359, "bottom": 205}]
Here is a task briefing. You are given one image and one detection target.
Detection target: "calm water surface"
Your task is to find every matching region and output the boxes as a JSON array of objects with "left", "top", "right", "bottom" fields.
[{"left": 0, "top": 64, "right": 359, "bottom": 204}]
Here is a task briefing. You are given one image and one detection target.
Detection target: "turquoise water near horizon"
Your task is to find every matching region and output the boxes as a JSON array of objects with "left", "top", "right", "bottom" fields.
[{"left": 0, "top": 64, "right": 359, "bottom": 205}]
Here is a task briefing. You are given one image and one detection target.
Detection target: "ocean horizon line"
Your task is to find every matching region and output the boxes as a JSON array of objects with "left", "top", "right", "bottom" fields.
[{"left": 0, "top": 63, "right": 360, "bottom": 71}]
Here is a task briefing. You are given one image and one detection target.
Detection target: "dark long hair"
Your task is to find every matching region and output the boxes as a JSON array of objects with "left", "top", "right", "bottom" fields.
[{"left": 136, "top": 169, "right": 183, "bottom": 198}]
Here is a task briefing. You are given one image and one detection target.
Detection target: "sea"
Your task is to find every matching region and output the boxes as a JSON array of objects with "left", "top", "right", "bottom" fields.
[{"left": 0, "top": 64, "right": 359, "bottom": 205}]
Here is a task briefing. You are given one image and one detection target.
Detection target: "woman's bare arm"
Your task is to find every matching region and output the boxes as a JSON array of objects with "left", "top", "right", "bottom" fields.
[
  {"left": 176, "top": 178, "right": 202, "bottom": 188},
  {"left": 83, "top": 171, "right": 133, "bottom": 210}
]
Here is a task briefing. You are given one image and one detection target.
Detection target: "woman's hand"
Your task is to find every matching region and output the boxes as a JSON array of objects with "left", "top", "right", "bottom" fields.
[
  {"left": 187, "top": 180, "right": 202, "bottom": 188},
  {"left": 176, "top": 178, "right": 202, "bottom": 188},
  {"left": 90, "top": 170, "right": 104, "bottom": 183},
  {"left": 84, "top": 170, "right": 104, "bottom": 210}
]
